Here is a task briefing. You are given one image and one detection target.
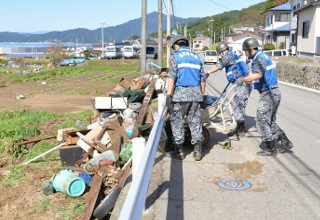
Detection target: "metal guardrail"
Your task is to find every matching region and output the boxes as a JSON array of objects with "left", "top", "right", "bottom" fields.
[{"left": 119, "top": 97, "right": 168, "bottom": 220}]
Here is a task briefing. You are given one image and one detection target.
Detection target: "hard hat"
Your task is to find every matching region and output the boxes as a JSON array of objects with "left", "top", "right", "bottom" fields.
[
  {"left": 170, "top": 34, "right": 189, "bottom": 49},
  {"left": 216, "top": 42, "right": 229, "bottom": 53},
  {"left": 242, "top": 38, "right": 260, "bottom": 50}
]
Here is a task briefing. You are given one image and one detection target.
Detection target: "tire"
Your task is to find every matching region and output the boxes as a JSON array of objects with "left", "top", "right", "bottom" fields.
[{"left": 93, "top": 186, "right": 122, "bottom": 219}]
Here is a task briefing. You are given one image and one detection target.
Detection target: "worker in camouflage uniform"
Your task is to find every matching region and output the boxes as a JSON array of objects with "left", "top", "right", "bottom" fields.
[
  {"left": 241, "top": 38, "right": 293, "bottom": 156},
  {"left": 206, "top": 42, "right": 252, "bottom": 137},
  {"left": 166, "top": 34, "right": 206, "bottom": 161}
]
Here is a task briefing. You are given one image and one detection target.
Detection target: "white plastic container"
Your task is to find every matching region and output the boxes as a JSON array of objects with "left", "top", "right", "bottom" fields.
[{"left": 131, "top": 137, "right": 146, "bottom": 179}]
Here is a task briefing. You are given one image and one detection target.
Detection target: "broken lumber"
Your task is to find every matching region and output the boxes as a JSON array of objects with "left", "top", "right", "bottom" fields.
[
  {"left": 131, "top": 79, "right": 157, "bottom": 138},
  {"left": 79, "top": 174, "right": 103, "bottom": 220},
  {"left": 19, "top": 135, "right": 56, "bottom": 146}
]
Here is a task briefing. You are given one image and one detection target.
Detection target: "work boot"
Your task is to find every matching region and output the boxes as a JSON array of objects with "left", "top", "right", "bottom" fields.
[
  {"left": 165, "top": 144, "right": 185, "bottom": 160},
  {"left": 257, "top": 140, "right": 278, "bottom": 156},
  {"left": 193, "top": 142, "right": 202, "bottom": 161},
  {"left": 227, "top": 121, "right": 245, "bottom": 137},
  {"left": 278, "top": 133, "right": 293, "bottom": 153}
]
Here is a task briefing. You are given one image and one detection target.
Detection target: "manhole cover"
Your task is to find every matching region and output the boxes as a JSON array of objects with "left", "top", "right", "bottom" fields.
[{"left": 218, "top": 178, "right": 251, "bottom": 191}]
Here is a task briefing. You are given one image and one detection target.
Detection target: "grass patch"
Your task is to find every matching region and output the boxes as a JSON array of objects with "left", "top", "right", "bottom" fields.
[
  {"left": 0, "top": 81, "right": 6, "bottom": 88},
  {"left": 36, "top": 199, "right": 52, "bottom": 214},
  {"left": 57, "top": 200, "right": 85, "bottom": 219},
  {"left": 0, "top": 165, "right": 23, "bottom": 186}
]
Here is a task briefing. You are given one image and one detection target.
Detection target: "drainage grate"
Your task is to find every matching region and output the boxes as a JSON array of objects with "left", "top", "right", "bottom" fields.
[{"left": 218, "top": 178, "right": 251, "bottom": 191}]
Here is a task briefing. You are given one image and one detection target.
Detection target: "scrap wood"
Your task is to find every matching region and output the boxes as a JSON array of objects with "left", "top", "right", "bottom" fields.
[
  {"left": 66, "top": 136, "right": 80, "bottom": 145},
  {"left": 131, "top": 78, "right": 157, "bottom": 138},
  {"left": 79, "top": 174, "right": 103, "bottom": 220},
  {"left": 18, "top": 135, "right": 56, "bottom": 146},
  {"left": 76, "top": 146, "right": 94, "bottom": 166},
  {"left": 80, "top": 138, "right": 104, "bottom": 153},
  {"left": 65, "top": 129, "right": 91, "bottom": 137}
]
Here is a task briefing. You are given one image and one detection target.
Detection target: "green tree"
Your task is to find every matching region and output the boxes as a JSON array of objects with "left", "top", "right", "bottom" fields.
[
  {"left": 202, "top": 46, "right": 209, "bottom": 51},
  {"left": 279, "top": 42, "right": 285, "bottom": 49},
  {"left": 83, "top": 50, "right": 92, "bottom": 58},
  {"left": 46, "top": 43, "right": 68, "bottom": 67},
  {"left": 130, "top": 34, "right": 140, "bottom": 40}
]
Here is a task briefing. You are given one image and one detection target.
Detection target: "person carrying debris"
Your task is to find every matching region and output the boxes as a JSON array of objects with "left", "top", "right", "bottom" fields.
[
  {"left": 241, "top": 38, "right": 293, "bottom": 156},
  {"left": 165, "top": 34, "right": 206, "bottom": 161},
  {"left": 205, "top": 42, "right": 252, "bottom": 137}
]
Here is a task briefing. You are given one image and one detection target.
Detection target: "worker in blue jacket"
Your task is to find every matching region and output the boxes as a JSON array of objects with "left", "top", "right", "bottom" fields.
[
  {"left": 166, "top": 34, "right": 206, "bottom": 161},
  {"left": 206, "top": 42, "right": 252, "bottom": 137},
  {"left": 241, "top": 38, "right": 293, "bottom": 156}
]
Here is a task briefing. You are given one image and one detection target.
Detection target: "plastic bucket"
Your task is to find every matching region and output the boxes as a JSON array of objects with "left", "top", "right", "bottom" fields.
[{"left": 52, "top": 169, "right": 85, "bottom": 197}]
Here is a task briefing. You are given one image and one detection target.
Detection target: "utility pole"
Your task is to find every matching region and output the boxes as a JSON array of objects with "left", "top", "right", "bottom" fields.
[
  {"left": 141, "top": 0, "right": 147, "bottom": 75},
  {"left": 184, "top": 23, "right": 188, "bottom": 37},
  {"left": 213, "top": 32, "right": 216, "bottom": 45},
  {"left": 166, "top": 0, "right": 171, "bottom": 68},
  {"left": 101, "top": 23, "right": 106, "bottom": 58},
  {"left": 209, "top": 19, "right": 214, "bottom": 49},
  {"left": 158, "top": 0, "right": 163, "bottom": 67}
]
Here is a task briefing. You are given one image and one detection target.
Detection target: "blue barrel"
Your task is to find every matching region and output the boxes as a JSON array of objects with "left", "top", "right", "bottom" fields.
[{"left": 52, "top": 169, "right": 85, "bottom": 197}]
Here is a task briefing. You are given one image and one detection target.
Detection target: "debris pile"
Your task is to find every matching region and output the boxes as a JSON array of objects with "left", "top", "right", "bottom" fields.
[{"left": 25, "top": 63, "right": 170, "bottom": 219}]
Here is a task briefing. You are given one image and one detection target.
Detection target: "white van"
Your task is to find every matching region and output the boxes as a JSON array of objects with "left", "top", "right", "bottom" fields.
[
  {"left": 263, "top": 49, "right": 289, "bottom": 57},
  {"left": 105, "top": 46, "right": 122, "bottom": 59},
  {"left": 122, "top": 46, "right": 138, "bottom": 59},
  {"left": 203, "top": 50, "right": 219, "bottom": 64}
]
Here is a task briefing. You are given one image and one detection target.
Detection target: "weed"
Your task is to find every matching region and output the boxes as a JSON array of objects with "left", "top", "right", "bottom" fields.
[
  {"left": 56, "top": 200, "right": 85, "bottom": 219},
  {"left": 36, "top": 199, "right": 52, "bottom": 213},
  {"left": 0, "top": 81, "right": 6, "bottom": 88},
  {"left": 0, "top": 165, "right": 23, "bottom": 186}
]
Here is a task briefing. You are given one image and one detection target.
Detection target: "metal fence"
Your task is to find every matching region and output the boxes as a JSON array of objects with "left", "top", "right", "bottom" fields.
[{"left": 119, "top": 97, "right": 168, "bottom": 220}]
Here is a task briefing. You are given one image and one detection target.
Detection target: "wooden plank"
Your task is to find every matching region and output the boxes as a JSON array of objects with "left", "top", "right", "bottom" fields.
[
  {"left": 131, "top": 79, "right": 157, "bottom": 138},
  {"left": 76, "top": 146, "right": 94, "bottom": 166},
  {"left": 19, "top": 135, "right": 56, "bottom": 145},
  {"left": 66, "top": 137, "right": 80, "bottom": 145},
  {"left": 79, "top": 174, "right": 103, "bottom": 220}
]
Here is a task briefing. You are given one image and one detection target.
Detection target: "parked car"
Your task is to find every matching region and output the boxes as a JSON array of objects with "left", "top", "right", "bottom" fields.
[
  {"left": 203, "top": 50, "right": 219, "bottom": 64},
  {"left": 263, "top": 49, "right": 289, "bottom": 57},
  {"left": 122, "top": 46, "right": 139, "bottom": 59},
  {"left": 105, "top": 45, "right": 122, "bottom": 59}
]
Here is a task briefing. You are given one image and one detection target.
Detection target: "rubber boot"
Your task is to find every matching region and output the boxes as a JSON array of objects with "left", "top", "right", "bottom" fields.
[
  {"left": 227, "top": 121, "right": 245, "bottom": 137},
  {"left": 165, "top": 144, "right": 185, "bottom": 160},
  {"left": 257, "top": 140, "right": 278, "bottom": 156},
  {"left": 193, "top": 142, "right": 202, "bottom": 161},
  {"left": 278, "top": 133, "right": 293, "bottom": 153}
]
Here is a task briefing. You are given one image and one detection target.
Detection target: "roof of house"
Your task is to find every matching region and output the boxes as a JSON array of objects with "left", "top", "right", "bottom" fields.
[
  {"left": 194, "top": 36, "right": 210, "bottom": 40},
  {"left": 261, "top": 3, "right": 291, "bottom": 15},
  {"left": 295, "top": 1, "right": 320, "bottom": 13},
  {"left": 273, "top": 23, "right": 291, "bottom": 32},
  {"left": 228, "top": 31, "right": 262, "bottom": 41}
]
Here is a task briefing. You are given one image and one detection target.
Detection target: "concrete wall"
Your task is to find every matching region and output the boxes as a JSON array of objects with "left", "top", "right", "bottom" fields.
[{"left": 276, "top": 61, "right": 320, "bottom": 90}]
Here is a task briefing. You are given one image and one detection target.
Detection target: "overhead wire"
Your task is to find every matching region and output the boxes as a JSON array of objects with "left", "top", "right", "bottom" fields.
[{"left": 208, "top": 0, "right": 233, "bottom": 11}]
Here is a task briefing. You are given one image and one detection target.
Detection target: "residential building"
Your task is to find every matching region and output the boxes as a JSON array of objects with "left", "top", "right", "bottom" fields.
[
  {"left": 226, "top": 31, "right": 263, "bottom": 54},
  {"left": 288, "top": 0, "right": 320, "bottom": 57},
  {"left": 261, "top": 3, "right": 291, "bottom": 50},
  {"left": 193, "top": 36, "right": 210, "bottom": 52}
]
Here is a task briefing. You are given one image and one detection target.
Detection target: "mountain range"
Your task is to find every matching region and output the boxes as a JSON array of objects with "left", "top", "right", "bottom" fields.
[{"left": 0, "top": 12, "right": 199, "bottom": 43}]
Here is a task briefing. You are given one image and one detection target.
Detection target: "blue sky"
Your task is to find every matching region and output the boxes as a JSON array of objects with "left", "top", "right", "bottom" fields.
[{"left": 1, "top": 0, "right": 265, "bottom": 32}]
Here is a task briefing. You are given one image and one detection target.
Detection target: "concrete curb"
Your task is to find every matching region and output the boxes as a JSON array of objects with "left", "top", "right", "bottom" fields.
[{"left": 279, "top": 81, "right": 320, "bottom": 94}]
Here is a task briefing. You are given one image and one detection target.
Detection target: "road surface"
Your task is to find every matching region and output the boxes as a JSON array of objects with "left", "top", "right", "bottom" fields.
[{"left": 143, "top": 64, "right": 320, "bottom": 220}]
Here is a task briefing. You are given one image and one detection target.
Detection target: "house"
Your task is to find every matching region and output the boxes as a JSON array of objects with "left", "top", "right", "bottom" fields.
[
  {"left": 287, "top": 0, "right": 320, "bottom": 57},
  {"left": 193, "top": 36, "right": 210, "bottom": 52},
  {"left": 225, "top": 31, "right": 263, "bottom": 53},
  {"left": 261, "top": 3, "right": 292, "bottom": 50}
]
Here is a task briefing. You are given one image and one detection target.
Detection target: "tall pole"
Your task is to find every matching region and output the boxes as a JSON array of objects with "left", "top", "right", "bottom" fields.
[
  {"left": 209, "top": 19, "right": 214, "bottom": 49},
  {"left": 158, "top": 0, "right": 163, "bottom": 67},
  {"left": 101, "top": 23, "right": 106, "bottom": 58},
  {"left": 166, "top": 0, "right": 171, "bottom": 68},
  {"left": 214, "top": 32, "right": 216, "bottom": 45},
  {"left": 141, "top": 0, "right": 147, "bottom": 75},
  {"left": 184, "top": 23, "right": 188, "bottom": 37}
]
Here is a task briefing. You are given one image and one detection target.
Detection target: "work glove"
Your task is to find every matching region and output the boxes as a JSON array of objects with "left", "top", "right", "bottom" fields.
[
  {"left": 235, "top": 77, "right": 243, "bottom": 86},
  {"left": 165, "top": 95, "right": 172, "bottom": 109},
  {"left": 204, "top": 72, "right": 210, "bottom": 79}
]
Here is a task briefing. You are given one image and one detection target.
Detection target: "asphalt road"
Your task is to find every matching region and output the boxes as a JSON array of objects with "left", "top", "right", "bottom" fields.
[{"left": 140, "top": 63, "right": 320, "bottom": 220}]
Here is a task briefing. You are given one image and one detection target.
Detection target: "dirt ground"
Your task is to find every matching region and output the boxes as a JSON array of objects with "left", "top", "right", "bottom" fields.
[{"left": 0, "top": 66, "right": 139, "bottom": 219}]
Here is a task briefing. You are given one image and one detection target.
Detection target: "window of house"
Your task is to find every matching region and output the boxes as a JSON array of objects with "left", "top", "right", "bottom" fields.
[
  {"left": 297, "top": 3, "right": 301, "bottom": 8},
  {"left": 275, "top": 12, "right": 290, "bottom": 22},
  {"left": 291, "top": 33, "right": 296, "bottom": 44},
  {"left": 293, "top": 5, "right": 296, "bottom": 10},
  {"left": 302, "top": 20, "right": 309, "bottom": 38},
  {"left": 194, "top": 41, "right": 197, "bottom": 43},
  {"left": 266, "top": 15, "right": 273, "bottom": 25},
  {"left": 198, "top": 41, "right": 202, "bottom": 43}
]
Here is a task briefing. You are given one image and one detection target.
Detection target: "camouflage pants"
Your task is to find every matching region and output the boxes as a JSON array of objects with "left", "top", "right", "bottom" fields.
[
  {"left": 256, "top": 87, "right": 284, "bottom": 142},
  {"left": 231, "top": 81, "right": 252, "bottom": 122},
  {"left": 170, "top": 102, "right": 203, "bottom": 145}
]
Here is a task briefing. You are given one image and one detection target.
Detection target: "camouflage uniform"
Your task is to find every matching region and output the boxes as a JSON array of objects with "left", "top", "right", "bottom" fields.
[
  {"left": 167, "top": 54, "right": 205, "bottom": 145},
  {"left": 217, "top": 54, "right": 252, "bottom": 122},
  {"left": 253, "top": 56, "right": 284, "bottom": 142}
]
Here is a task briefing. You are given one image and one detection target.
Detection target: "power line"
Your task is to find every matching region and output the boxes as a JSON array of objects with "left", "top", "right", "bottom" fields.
[
  {"left": 208, "top": 0, "right": 232, "bottom": 11},
  {"left": 170, "top": 0, "right": 178, "bottom": 31}
]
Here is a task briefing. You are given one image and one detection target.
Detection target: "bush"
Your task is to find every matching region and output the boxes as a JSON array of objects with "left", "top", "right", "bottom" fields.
[
  {"left": 202, "top": 46, "right": 209, "bottom": 51},
  {"left": 279, "top": 42, "right": 285, "bottom": 49},
  {"left": 263, "top": 43, "right": 275, "bottom": 50}
]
